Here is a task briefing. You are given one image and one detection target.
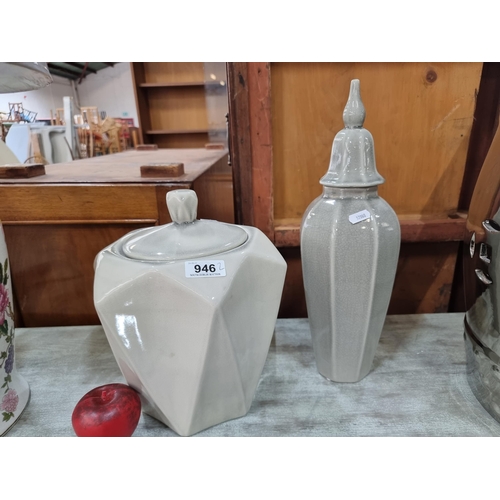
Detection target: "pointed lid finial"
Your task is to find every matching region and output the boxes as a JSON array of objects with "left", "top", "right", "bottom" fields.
[
  {"left": 320, "top": 79, "right": 385, "bottom": 188},
  {"left": 343, "top": 79, "right": 365, "bottom": 128}
]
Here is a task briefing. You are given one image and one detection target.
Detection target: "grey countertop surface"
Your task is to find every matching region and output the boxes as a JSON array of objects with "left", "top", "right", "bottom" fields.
[{"left": 6, "top": 313, "right": 500, "bottom": 437}]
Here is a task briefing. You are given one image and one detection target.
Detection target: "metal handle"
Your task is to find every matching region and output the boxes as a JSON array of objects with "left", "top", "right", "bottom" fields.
[
  {"left": 483, "top": 219, "right": 500, "bottom": 233},
  {"left": 470, "top": 232, "right": 476, "bottom": 258},
  {"left": 479, "top": 243, "right": 491, "bottom": 264},
  {"left": 475, "top": 268, "right": 493, "bottom": 285}
]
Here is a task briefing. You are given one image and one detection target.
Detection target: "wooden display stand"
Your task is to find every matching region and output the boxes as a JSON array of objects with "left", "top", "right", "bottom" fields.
[
  {"left": 0, "top": 163, "right": 45, "bottom": 178},
  {"left": 227, "top": 62, "right": 500, "bottom": 316},
  {"left": 140, "top": 162, "right": 184, "bottom": 178}
]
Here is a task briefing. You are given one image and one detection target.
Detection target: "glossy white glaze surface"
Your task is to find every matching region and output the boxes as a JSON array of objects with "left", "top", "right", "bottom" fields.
[
  {"left": 301, "top": 79, "right": 401, "bottom": 383},
  {"left": 94, "top": 190, "right": 287, "bottom": 436}
]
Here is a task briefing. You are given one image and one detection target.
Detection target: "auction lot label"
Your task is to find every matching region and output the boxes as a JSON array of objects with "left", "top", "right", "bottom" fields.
[
  {"left": 185, "top": 260, "right": 227, "bottom": 278},
  {"left": 348, "top": 209, "right": 371, "bottom": 224}
]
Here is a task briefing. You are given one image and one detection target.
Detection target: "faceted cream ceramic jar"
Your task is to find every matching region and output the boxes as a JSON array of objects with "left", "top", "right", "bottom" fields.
[{"left": 94, "top": 189, "right": 287, "bottom": 436}]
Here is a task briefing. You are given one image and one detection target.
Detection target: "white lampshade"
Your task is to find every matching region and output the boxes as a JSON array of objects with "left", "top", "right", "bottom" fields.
[{"left": 0, "top": 62, "right": 53, "bottom": 93}]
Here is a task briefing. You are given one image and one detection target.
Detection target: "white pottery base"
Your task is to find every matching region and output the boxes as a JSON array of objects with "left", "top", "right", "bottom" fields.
[{"left": 0, "top": 373, "right": 29, "bottom": 436}]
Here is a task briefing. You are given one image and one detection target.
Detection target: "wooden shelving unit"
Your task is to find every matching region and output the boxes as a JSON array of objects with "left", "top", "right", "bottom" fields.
[{"left": 131, "top": 63, "right": 209, "bottom": 148}]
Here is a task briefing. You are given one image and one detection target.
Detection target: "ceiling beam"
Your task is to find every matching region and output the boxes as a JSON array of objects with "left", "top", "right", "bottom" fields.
[
  {"left": 78, "top": 62, "right": 89, "bottom": 84},
  {"left": 103, "top": 63, "right": 115, "bottom": 67},
  {"left": 47, "top": 63, "right": 81, "bottom": 79},
  {"left": 47, "top": 69, "right": 77, "bottom": 80},
  {"left": 64, "top": 62, "right": 97, "bottom": 74}
]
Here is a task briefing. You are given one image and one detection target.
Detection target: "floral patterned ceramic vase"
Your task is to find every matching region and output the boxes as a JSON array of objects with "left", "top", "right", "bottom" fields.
[
  {"left": 0, "top": 224, "right": 29, "bottom": 436},
  {"left": 301, "top": 79, "right": 401, "bottom": 383}
]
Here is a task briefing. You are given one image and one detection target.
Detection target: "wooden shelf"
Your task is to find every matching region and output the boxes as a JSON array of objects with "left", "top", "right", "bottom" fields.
[
  {"left": 273, "top": 215, "right": 467, "bottom": 247},
  {"left": 140, "top": 82, "right": 205, "bottom": 88},
  {"left": 146, "top": 129, "right": 209, "bottom": 135}
]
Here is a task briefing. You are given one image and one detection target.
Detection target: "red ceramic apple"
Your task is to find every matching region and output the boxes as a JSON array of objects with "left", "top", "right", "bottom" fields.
[{"left": 72, "top": 383, "right": 141, "bottom": 437}]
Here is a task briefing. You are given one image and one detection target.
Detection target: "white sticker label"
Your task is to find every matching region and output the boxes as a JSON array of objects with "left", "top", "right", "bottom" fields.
[
  {"left": 349, "top": 209, "right": 371, "bottom": 224},
  {"left": 185, "top": 260, "right": 226, "bottom": 278}
]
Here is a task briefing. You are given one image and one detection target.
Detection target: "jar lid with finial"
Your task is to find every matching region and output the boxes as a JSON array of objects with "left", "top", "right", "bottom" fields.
[
  {"left": 116, "top": 189, "right": 248, "bottom": 261},
  {"left": 320, "top": 79, "right": 385, "bottom": 188}
]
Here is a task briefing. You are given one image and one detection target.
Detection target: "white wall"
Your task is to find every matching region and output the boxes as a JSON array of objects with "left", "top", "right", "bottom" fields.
[
  {"left": 77, "top": 63, "right": 138, "bottom": 126},
  {"left": 0, "top": 63, "right": 138, "bottom": 125},
  {"left": 0, "top": 74, "right": 77, "bottom": 121}
]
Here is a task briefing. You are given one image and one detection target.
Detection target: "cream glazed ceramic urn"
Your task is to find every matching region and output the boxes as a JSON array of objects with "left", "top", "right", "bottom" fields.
[
  {"left": 301, "top": 79, "right": 401, "bottom": 383},
  {"left": 94, "top": 189, "right": 287, "bottom": 436}
]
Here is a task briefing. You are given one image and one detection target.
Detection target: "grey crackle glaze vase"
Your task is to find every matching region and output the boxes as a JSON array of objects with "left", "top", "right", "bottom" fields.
[{"left": 301, "top": 79, "right": 401, "bottom": 383}]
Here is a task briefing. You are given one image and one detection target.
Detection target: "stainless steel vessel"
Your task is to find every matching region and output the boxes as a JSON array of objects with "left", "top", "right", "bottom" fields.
[{"left": 464, "top": 126, "right": 500, "bottom": 422}]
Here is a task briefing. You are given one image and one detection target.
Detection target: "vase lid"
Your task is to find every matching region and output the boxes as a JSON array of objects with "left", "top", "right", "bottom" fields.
[
  {"left": 320, "top": 79, "right": 385, "bottom": 188},
  {"left": 118, "top": 189, "right": 248, "bottom": 261}
]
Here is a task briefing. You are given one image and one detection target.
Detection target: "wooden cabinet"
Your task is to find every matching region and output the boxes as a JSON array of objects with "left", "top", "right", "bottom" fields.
[
  {"left": 228, "top": 62, "right": 500, "bottom": 316},
  {"left": 131, "top": 63, "right": 210, "bottom": 148},
  {"left": 0, "top": 149, "right": 232, "bottom": 327}
]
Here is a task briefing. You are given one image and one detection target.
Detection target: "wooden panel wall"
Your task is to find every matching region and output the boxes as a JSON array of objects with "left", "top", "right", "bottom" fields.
[
  {"left": 271, "top": 62, "right": 482, "bottom": 222},
  {"left": 148, "top": 87, "right": 209, "bottom": 131},
  {"left": 268, "top": 63, "right": 482, "bottom": 316},
  {"left": 193, "top": 156, "right": 235, "bottom": 224},
  {"left": 6, "top": 223, "right": 152, "bottom": 327}
]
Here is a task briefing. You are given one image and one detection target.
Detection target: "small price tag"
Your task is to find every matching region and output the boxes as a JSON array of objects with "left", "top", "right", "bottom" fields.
[
  {"left": 185, "top": 260, "right": 226, "bottom": 278},
  {"left": 349, "top": 209, "right": 371, "bottom": 224}
]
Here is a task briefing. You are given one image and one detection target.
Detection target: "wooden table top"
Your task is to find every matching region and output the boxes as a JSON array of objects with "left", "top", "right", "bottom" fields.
[{"left": 0, "top": 148, "right": 228, "bottom": 185}]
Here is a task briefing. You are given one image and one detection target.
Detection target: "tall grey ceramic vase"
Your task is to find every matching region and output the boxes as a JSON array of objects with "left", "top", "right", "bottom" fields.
[{"left": 301, "top": 79, "right": 401, "bottom": 383}]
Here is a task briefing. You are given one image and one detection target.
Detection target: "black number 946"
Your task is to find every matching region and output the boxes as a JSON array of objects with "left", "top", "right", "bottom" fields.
[{"left": 194, "top": 264, "right": 216, "bottom": 273}]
